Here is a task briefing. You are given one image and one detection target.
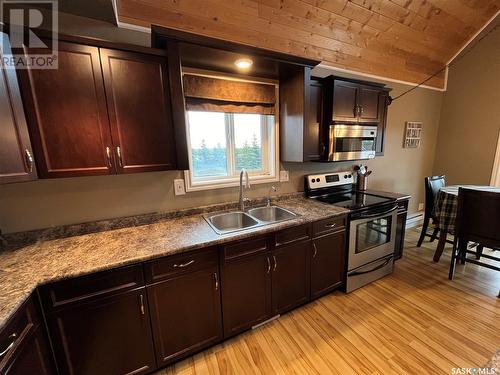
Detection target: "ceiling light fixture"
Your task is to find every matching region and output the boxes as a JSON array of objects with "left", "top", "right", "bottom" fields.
[{"left": 234, "top": 58, "right": 253, "bottom": 69}]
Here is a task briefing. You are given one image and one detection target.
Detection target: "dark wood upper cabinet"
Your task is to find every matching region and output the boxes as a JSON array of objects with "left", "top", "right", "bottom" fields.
[
  {"left": 18, "top": 37, "right": 182, "bottom": 179},
  {"left": 304, "top": 79, "right": 326, "bottom": 161},
  {"left": 220, "top": 237, "right": 272, "bottom": 338},
  {"left": 100, "top": 48, "right": 177, "bottom": 173},
  {"left": 331, "top": 79, "right": 387, "bottom": 124},
  {"left": 271, "top": 239, "right": 311, "bottom": 314},
  {"left": 331, "top": 80, "right": 359, "bottom": 122},
  {"left": 45, "top": 288, "right": 156, "bottom": 375},
  {"left": 146, "top": 249, "right": 222, "bottom": 366},
  {"left": 357, "top": 85, "right": 383, "bottom": 123},
  {"left": 311, "top": 229, "right": 346, "bottom": 299},
  {"left": 0, "top": 32, "right": 37, "bottom": 184},
  {"left": 18, "top": 41, "right": 114, "bottom": 178}
]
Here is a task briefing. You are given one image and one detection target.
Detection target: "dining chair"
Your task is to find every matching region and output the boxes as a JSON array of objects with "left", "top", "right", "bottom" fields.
[
  {"left": 417, "top": 175, "right": 448, "bottom": 247},
  {"left": 449, "top": 188, "right": 500, "bottom": 279}
]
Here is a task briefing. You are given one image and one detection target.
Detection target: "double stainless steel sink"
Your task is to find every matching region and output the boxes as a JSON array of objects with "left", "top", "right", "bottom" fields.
[{"left": 204, "top": 206, "right": 298, "bottom": 235}]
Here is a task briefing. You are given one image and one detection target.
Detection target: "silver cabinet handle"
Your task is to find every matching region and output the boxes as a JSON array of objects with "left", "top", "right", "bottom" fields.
[
  {"left": 312, "top": 243, "right": 318, "bottom": 258},
  {"left": 116, "top": 146, "right": 123, "bottom": 167},
  {"left": 360, "top": 105, "right": 364, "bottom": 115},
  {"left": 139, "top": 294, "right": 145, "bottom": 315},
  {"left": 105, "top": 147, "right": 112, "bottom": 168},
  {"left": 0, "top": 333, "right": 17, "bottom": 358},
  {"left": 213, "top": 272, "right": 219, "bottom": 291},
  {"left": 272, "top": 255, "right": 277, "bottom": 272},
  {"left": 325, "top": 223, "right": 337, "bottom": 228},
  {"left": 266, "top": 256, "right": 271, "bottom": 274},
  {"left": 24, "top": 149, "right": 33, "bottom": 172},
  {"left": 173, "top": 260, "right": 194, "bottom": 268}
]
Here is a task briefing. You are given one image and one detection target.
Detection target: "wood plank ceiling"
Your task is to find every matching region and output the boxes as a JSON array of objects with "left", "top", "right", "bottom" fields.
[{"left": 117, "top": 0, "right": 500, "bottom": 89}]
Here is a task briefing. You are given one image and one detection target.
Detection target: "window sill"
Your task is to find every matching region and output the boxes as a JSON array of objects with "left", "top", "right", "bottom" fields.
[{"left": 183, "top": 171, "right": 279, "bottom": 192}]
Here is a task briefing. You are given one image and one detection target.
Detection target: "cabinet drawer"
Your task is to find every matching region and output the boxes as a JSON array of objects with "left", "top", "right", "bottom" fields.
[
  {"left": 39, "top": 264, "right": 144, "bottom": 311},
  {"left": 223, "top": 237, "right": 269, "bottom": 262},
  {"left": 312, "top": 216, "right": 346, "bottom": 237},
  {"left": 145, "top": 248, "right": 219, "bottom": 283},
  {"left": 274, "top": 224, "right": 311, "bottom": 247},
  {"left": 0, "top": 296, "right": 38, "bottom": 367}
]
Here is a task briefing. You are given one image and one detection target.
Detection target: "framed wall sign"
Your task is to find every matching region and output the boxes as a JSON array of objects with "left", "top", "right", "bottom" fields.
[{"left": 404, "top": 121, "right": 422, "bottom": 148}]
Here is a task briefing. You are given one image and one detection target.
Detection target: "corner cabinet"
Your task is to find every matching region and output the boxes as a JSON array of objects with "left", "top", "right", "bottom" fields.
[
  {"left": 0, "top": 296, "right": 54, "bottom": 374},
  {"left": 17, "top": 39, "right": 179, "bottom": 178},
  {"left": 0, "top": 32, "right": 37, "bottom": 184}
]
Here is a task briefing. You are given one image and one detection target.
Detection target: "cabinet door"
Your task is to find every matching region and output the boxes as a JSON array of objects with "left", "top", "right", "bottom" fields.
[
  {"left": 332, "top": 81, "right": 358, "bottom": 122},
  {"left": 272, "top": 240, "right": 310, "bottom": 314},
  {"left": 304, "top": 80, "right": 324, "bottom": 161},
  {"left": 311, "top": 231, "right": 345, "bottom": 299},
  {"left": 0, "top": 33, "right": 37, "bottom": 184},
  {"left": 358, "top": 86, "right": 382, "bottom": 123},
  {"left": 147, "top": 267, "right": 222, "bottom": 365},
  {"left": 18, "top": 41, "right": 114, "bottom": 178},
  {"left": 100, "top": 48, "right": 177, "bottom": 174},
  {"left": 221, "top": 253, "right": 272, "bottom": 337},
  {"left": 47, "top": 288, "right": 156, "bottom": 375},
  {"left": 1, "top": 326, "right": 54, "bottom": 375}
]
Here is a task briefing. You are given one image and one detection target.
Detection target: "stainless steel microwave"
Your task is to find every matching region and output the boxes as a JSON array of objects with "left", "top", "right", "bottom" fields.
[{"left": 328, "top": 124, "right": 377, "bottom": 161}]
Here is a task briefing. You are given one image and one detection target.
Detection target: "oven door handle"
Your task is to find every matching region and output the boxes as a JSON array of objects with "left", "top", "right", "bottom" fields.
[
  {"left": 349, "top": 256, "right": 393, "bottom": 277},
  {"left": 352, "top": 205, "right": 398, "bottom": 220}
]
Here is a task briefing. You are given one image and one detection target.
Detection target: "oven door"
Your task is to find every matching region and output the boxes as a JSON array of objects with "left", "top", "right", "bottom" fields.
[
  {"left": 329, "top": 125, "right": 377, "bottom": 161},
  {"left": 348, "top": 204, "right": 398, "bottom": 271}
]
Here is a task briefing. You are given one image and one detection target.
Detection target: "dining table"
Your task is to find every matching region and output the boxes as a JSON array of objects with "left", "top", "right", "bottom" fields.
[{"left": 432, "top": 185, "right": 500, "bottom": 262}]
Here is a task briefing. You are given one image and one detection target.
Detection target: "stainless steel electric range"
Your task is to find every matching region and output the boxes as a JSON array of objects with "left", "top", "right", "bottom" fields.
[{"left": 305, "top": 171, "right": 398, "bottom": 292}]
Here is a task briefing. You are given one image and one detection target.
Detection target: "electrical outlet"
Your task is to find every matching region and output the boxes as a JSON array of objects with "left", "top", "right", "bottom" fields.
[
  {"left": 173, "top": 179, "right": 186, "bottom": 196},
  {"left": 418, "top": 202, "right": 424, "bottom": 211},
  {"left": 279, "top": 170, "right": 289, "bottom": 182}
]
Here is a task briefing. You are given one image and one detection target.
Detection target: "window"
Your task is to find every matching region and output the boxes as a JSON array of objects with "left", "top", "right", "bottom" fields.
[
  {"left": 183, "top": 72, "right": 279, "bottom": 191},
  {"left": 186, "top": 111, "right": 278, "bottom": 190}
]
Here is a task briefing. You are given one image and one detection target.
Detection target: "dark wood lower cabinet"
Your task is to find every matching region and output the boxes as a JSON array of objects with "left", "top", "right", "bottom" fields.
[
  {"left": 272, "top": 240, "right": 311, "bottom": 314},
  {"left": 25, "top": 217, "right": 352, "bottom": 373},
  {"left": 1, "top": 325, "right": 54, "bottom": 375},
  {"left": 311, "top": 230, "right": 345, "bottom": 299},
  {"left": 46, "top": 288, "right": 156, "bottom": 375},
  {"left": 147, "top": 266, "right": 222, "bottom": 365},
  {"left": 0, "top": 296, "right": 54, "bottom": 375},
  {"left": 221, "top": 250, "right": 272, "bottom": 337}
]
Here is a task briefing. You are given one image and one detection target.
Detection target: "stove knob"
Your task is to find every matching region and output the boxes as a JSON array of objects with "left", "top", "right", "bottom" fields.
[
  {"left": 344, "top": 174, "right": 348, "bottom": 179},
  {"left": 311, "top": 178, "right": 316, "bottom": 183}
]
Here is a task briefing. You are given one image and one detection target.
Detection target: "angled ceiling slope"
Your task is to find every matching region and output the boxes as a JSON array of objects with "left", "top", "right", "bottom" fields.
[{"left": 116, "top": 0, "right": 499, "bottom": 89}]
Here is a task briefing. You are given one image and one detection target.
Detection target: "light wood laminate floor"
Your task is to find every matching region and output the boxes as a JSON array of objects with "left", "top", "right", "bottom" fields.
[{"left": 156, "top": 228, "right": 500, "bottom": 374}]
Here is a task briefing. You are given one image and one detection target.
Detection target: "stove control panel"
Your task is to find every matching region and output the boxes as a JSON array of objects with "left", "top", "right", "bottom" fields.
[{"left": 306, "top": 171, "right": 354, "bottom": 190}]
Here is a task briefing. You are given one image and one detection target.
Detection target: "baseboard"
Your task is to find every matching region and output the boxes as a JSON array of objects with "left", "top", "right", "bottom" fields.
[{"left": 406, "top": 211, "right": 424, "bottom": 229}]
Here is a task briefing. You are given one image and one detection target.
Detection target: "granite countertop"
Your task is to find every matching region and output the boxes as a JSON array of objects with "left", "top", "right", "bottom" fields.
[{"left": 0, "top": 196, "right": 349, "bottom": 328}]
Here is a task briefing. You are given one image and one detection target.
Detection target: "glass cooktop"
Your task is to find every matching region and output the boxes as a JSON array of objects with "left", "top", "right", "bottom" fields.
[{"left": 316, "top": 192, "right": 395, "bottom": 210}]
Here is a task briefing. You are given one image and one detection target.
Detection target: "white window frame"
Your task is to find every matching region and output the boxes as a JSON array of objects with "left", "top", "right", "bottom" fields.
[{"left": 183, "top": 70, "right": 280, "bottom": 192}]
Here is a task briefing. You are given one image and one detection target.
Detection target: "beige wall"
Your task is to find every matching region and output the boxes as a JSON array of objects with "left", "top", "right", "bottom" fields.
[
  {"left": 433, "top": 27, "right": 500, "bottom": 185},
  {"left": 0, "top": 74, "right": 443, "bottom": 233}
]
